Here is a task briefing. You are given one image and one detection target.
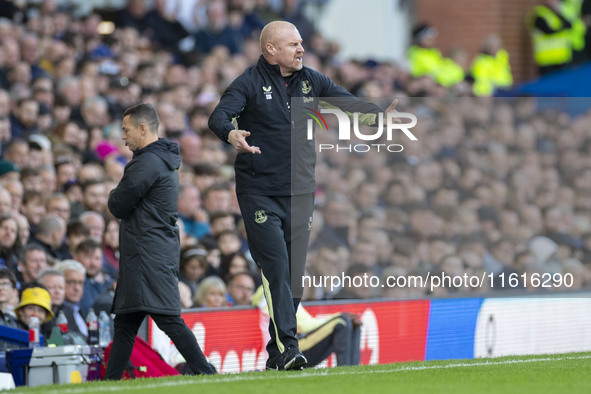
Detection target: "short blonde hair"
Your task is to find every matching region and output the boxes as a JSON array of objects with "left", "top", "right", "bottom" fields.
[{"left": 193, "top": 276, "right": 226, "bottom": 308}]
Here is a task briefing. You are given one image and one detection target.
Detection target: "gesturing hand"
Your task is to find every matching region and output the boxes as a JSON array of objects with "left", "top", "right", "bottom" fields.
[
  {"left": 385, "top": 98, "right": 401, "bottom": 124},
  {"left": 228, "top": 129, "right": 262, "bottom": 154}
]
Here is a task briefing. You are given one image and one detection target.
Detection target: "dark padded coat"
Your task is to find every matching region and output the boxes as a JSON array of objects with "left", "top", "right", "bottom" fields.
[{"left": 108, "top": 138, "right": 181, "bottom": 315}]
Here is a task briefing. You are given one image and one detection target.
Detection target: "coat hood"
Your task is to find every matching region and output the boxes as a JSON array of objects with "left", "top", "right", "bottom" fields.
[{"left": 136, "top": 138, "right": 180, "bottom": 170}]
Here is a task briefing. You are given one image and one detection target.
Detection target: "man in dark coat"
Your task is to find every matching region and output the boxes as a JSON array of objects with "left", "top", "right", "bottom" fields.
[{"left": 103, "top": 103, "right": 215, "bottom": 380}]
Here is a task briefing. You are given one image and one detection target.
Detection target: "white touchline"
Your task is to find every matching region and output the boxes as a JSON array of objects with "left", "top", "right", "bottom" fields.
[{"left": 38, "top": 354, "right": 591, "bottom": 394}]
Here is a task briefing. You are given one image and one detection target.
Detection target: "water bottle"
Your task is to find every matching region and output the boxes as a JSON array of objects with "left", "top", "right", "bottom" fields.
[
  {"left": 86, "top": 308, "right": 98, "bottom": 345},
  {"left": 98, "top": 310, "right": 112, "bottom": 347},
  {"left": 28, "top": 315, "right": 40, "bottom": 348},
  {"left": 56, "top": 310, "right": 68, "bottom": 333}
]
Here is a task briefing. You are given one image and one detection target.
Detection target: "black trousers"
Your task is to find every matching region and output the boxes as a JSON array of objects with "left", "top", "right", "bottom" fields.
[
  {"left": 300, "top": 314, "right": 361, "bottom": 367},
  {"left": 237, "top": 193, "right": 314, "bottom": 357},
  {"left": 103, "top": 311, "right": 215, "bottom": 380}
]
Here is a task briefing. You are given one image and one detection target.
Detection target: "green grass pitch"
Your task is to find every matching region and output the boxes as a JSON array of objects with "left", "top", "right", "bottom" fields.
[{"left": 12, "top": 352, "right": 591, "bottom": 394}]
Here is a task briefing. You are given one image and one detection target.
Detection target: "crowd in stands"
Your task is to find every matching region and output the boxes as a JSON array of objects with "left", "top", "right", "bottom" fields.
[{"left": 0, "top": 0, "right": 590, "bottom": 350}]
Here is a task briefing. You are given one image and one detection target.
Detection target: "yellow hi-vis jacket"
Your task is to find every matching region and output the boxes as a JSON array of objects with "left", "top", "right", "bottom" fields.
[
  {"left": 471, "top": 49, "right": 514, "bottom": 96},
  {"left": 561, "top": 0, "right": 586, "bottom": 51},
  {"left": 407, "top": 45, "right": 444, "bottom": 79},
  {"left": 527, "top": 5, "right": 573, "bottom": 67},
  {"left": 437, "top": 58, "right": 465, "bottom": 88}
]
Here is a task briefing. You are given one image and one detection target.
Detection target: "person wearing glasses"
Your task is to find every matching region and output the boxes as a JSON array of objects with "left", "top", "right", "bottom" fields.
[{"left": 56, "top": 259, "right": 88, "bottom": 342}]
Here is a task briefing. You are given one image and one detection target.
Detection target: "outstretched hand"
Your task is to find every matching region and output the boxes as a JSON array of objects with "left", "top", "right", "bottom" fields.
[
  {"left": 228, "top": 129, "right": 261, "bottom": 154},
  {"left": 385, "top": 98, "right": 401, "bottom": 124}
]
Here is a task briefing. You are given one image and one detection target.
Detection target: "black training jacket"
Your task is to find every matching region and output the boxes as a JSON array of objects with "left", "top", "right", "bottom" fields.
[{"left": 209, "top": 55, "right": 382, "bottom": 196}]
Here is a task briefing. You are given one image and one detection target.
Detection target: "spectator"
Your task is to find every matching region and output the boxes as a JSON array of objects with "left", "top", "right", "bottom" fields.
[
  {"left": 193, "top": 1, "right": 242, "bottom": 55},
  {"left": 45, "top": 192, "right": 71, "bottom": 225},
  {"left": 179, "top": 245, "right": 210, "bottom": 301},
  {"left": 216, "top": 229, "right": 242, "bottom": 258},
  {"left": 0, "top": 268, "right": 20, "bottom": 343},
  {"left": 56, "top": 259, "right": 88, "bottom": 341},
  {"left": 333, "top": 263, "right": 375, "bottom": 300},
  {"left": 37, "top": 265, "right": 86, "bottom": 342},
  {"left": 13, "top": 213, "right": 30, "bottom": 247},
  {"left": 199, "top": 210, "right": 236, "bottom": 249},
  {"left": 15, "top": 284, "right": 54, "bottom": 339},
  {"left": 19, "top": 32, "right": 45, "bottom": 81},
  {"left": 349, "top": 240, "right": 379, "bottom": 274},
  {"left": 3, "top": 139, "right": 29, "bottom": 171},
  {"left": 20, "top": 166, "right": 42, "bottom": 192},
  {"left": 79, "top": 211, "right": 105, "bottom": 242},
  {"left": 145, "top": 0, "right": 191, "bottom": 54},
  {"left": 279, "top": 0, "right": 315, "bottom": 45},
  {"left": 193, "top": 275, "right": 228, "bottom": 308},
  {"left": 102, "top": 216, "right": 120, "bottom": 274},
  {"left": 80, "top": 179, "right": 108, "bottom": 216},
  {"left": 178, "top": 182, "right": 210, "bottom": 241},
  {"left": 17, "top": 243, "right": 48, "bottom": 287},
  {"left": 316, "top": 193, "right": 354, "bottom": 248},
  {"left": 80, "top": 96, "right": 110, "bottom": 131},
  {"left": 29, "top": 213, "right": 68, "bottom": 261},
  {"left": 115, "top": 0, "right": 150, "bottom": 32},
  {"left": 38, "top": 268, "right": 65, "bottom": 310},
  {"left": 202, "top": 183, "right": 233, "bottom": 214},
  {"left": 218, "top": 251, "right": 254, "bottom": 281},
  {"left": 38, "top": 164, "right": 57, "bottom": 194},
  {"left": 306, "top": 245, "right": 350, "bottom": 300},
  {"left": 65, "top": 220, "right": 90, "bottom": 259},
  {"left": 179, "top": 132, "right": 202, "bottom": 169},
  {"left": 0, "top": 162, "right": 19, "bottom": 184},
  {"left": 54, "top": 157, "right": 77, "bottom": 192},
  {"left": 0, "top": 187, "right": 11, "bottom": 215},
  {"left": 20, "top": 190, "right": 46, "bottom": 236},
  {"left": 92, "top": 276, "right": 116, "bottom": 315},
  {"left": 0, "top": 213, "right": 21, "bottom": 273},
  {"left": 226, "top": 271, "right": 255, "bottom": 306},
  {"left": 73, "top": 238, "right": 113, "bottom": 316},
  {"left": 9, "top": 97, "right": 39, "bottom": 138},
  {"left": 50, "top": 121, "right": 84, "bottom": 153},
  {"left": 77, "top": 163, "right": 106, "bottom": 186},
  {"left": 2, "top": 179, "right": 23, "bottom": 213},
  {"left": 193, "top": 162, "right": 223, "bottom": 192}
]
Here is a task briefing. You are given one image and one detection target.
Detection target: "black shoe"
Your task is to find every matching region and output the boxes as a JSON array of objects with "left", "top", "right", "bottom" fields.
[
  {"left": 205, "top": 362, "right": 217, "bottom": 375},
  {"left": 283, "top": 346, "right": 307, "bottom": 371},
  {"left": 193, "top": 362, "right": 217, "bottom": 375},
  {"left": 265, "top": 353, "right": 284, "bottom": 371}
]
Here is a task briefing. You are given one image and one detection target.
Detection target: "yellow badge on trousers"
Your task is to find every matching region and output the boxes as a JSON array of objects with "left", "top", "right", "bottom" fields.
[{"left": 255, "top": 210, "right": 268, "bottom": 224}]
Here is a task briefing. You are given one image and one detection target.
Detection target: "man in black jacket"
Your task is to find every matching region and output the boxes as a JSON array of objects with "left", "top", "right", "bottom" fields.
[
  {"left": 104, "top": 103, "right": 215, "bottom": 379},
  {"left": 209, "top": 21, "right": 397, "bottom": 370}
]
